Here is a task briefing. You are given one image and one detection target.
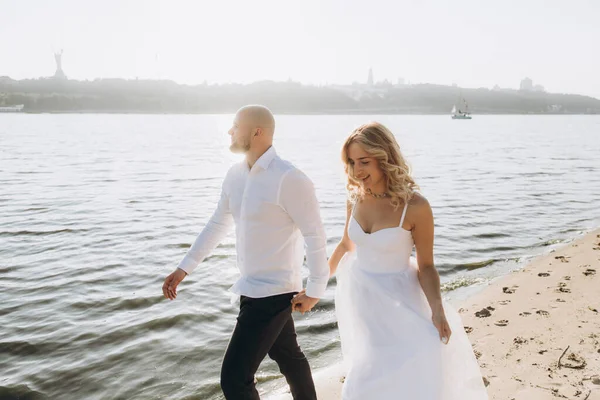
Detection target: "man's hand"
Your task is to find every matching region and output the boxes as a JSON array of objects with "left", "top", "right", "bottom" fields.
[
  {"left": 291, "top": 289, "right": 319, "bottom": 314},
  {"left": 162, "top": 268, "right": 187, "bottom": 300}
]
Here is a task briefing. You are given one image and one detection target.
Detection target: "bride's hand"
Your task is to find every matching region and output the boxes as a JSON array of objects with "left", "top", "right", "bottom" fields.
[{"left": 432, "top": 310, "right": 452, "bottom": 344}]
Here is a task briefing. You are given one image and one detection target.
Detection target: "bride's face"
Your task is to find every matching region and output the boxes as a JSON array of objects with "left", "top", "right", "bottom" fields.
[{"left": 347, "top": 142, "right": 385, "bottom": 192}]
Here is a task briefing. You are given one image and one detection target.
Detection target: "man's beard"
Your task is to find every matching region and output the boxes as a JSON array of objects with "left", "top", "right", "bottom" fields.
[
  {"left": 229, "top": 134, "right": 250, "bottom": 154},
  {"left": 229, "top": 137, "right": 251, "bottom": 154}
]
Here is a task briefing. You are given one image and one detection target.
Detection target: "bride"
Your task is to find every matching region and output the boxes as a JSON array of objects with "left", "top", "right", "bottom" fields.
[{"left": 323, "top": 122, "right": 487, "bottom": 399}]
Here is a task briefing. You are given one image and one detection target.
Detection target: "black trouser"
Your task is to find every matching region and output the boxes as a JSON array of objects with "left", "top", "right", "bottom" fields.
[{"left": 220, "top": 292, "right": 317, "bottom": 400}]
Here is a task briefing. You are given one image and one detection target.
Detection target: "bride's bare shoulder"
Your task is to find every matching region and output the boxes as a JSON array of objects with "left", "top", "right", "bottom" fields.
[{"left": 408, "top": 192, "right": 430, "bottom": 209}]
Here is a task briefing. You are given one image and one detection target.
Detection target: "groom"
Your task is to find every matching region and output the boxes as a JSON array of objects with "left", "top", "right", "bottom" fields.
[{"left": 162, "top": 105, "right": 329, "bottom": 400}]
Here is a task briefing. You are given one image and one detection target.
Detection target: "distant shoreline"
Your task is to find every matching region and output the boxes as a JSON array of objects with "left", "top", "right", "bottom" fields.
[
  {"left": 3, "top": 78, "right": 600, "bottom": 115},
  {"left": 9, "top": 110, "right": 600, "bottom": 116}
]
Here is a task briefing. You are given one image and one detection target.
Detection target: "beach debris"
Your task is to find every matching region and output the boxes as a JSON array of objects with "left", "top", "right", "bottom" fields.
[
  {"left": 503, "top": 286, "right": 516, "bottom": 294},
  {"left": 474, "top": 350, "right": 482, "bottom": 359},
  {"left": 563, "top": 275, "right": 571, "bottom": 280},
  {"left": 499, "top": 300, "right": 511, "bottom": 305},
  {"left": 536, "top": 310, "right": 550, "bottom": 316},
  {"left": 557, "top": 345, "right": 587, "bottom": 370},
  {"left": 475, "top": 308, "right": 492, "bottom": 318},
  {"left": 482, "top": 377, "right": 490, "bottom": 387},
  {"left": 464, "top": 326, "right": 473, "bottom": 334},
  {"left": 555, "top": 255, "right": 570, "bottom": 262},
  {"left": 494, "top": 319, "right": 509, "bottom": 327},
  {"left": 589, "top": 306, "right": 598, "bottom": 313},
  {"left": 538, "top": 349, "right": 548, "bottom": 355},
  {"left": 534, "top": 385, "right": 562, "bottom": 397},
  {"left": 583, "top": 269, "right": 596, "bottom": 276},
  {"left": 556, "top": 298, "right": 566, "bottom": 302},
  {"left": 538, "top": 272, "right": 550, "bottom": 277}
]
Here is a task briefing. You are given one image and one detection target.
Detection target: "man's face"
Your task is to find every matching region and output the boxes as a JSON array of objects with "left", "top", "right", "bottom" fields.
[{"left": 228, "top": 112, "right": 253, "bottom": 154}]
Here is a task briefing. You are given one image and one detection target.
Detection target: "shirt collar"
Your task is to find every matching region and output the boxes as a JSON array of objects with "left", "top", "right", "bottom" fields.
[{"left": 253, "top": 146, "right": 277, "bottom": 170}]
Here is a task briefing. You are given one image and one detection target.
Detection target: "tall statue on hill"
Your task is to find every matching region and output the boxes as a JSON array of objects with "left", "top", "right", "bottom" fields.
[{"left": 54, "top": 50, "right": 67, "bottom": 80}]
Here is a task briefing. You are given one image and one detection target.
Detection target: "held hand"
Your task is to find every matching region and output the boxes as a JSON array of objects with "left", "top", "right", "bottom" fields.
[
  {"left": 291, "top": 289, "right": 319, "bottom": 314},
  {"left": 432, "top": 309, "right": 452, "bottom": 344},
  {"left": 162, "top": 268, "right": 187, "bottom": 300}
]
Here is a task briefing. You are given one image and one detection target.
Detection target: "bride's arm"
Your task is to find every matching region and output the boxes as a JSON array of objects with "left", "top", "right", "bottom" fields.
[
  {"left": 411, "top": 194, "right": 452, "bottom": 342},
  {"left": 328, "top": 200, "right": 355, "bottom": 277}
]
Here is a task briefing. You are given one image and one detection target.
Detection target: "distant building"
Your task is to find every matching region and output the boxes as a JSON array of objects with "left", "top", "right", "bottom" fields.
[
  {"left": 547, "top": 104, "right": 562, "bottom": 112},
  {"left": 396, "top": 77, "right": 406, "bottom": 86},
  {"left": 533, "top": 84, "right": 545, "bottom": 92},
  {"left": 520, "top": 77, "right": 533, "bottom": 91},
  {"left": 367, "top": 68, "right": 374, "bottom": 87}
]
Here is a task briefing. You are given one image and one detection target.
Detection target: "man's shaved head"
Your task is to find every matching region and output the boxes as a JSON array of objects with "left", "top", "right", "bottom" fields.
[
  {"left": 236, "top": 105, "right": 275, "bottom": 136},
  {"left": 228, "top": 104, "right": 276, "bottom": 155}
]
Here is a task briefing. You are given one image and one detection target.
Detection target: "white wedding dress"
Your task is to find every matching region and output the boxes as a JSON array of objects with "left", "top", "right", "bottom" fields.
[{"left": 335, "top": 203, "right": 488, "bottom": 400}]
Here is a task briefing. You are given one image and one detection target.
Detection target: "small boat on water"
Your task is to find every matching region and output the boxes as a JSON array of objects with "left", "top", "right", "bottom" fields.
[
  {"left": 0, "top": 104, "right": 25, "bottom": 113},
  {"left": 451, "top": 96, "right": 471, "bottom": 119}
]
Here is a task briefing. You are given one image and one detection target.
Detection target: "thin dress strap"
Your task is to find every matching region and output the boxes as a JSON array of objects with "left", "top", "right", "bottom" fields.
[
  {"left": 351, "top": 199, "right": 358, "bottom": 217},
  {"left": 399, "top": 202, "right": 409, "bottom": 228}
]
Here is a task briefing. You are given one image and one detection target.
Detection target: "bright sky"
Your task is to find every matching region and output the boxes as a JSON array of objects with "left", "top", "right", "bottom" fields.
[{"left": 2, "top": 0, "right": 599, "bottom": 98}]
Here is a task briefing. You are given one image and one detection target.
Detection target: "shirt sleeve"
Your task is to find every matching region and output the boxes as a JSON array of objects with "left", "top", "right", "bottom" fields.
[
  {"left": 176, "top": 173, "right": 234, "bottom": 275},
  {"left": 279, "top": 169, "right": 329, "bottom": 298}
]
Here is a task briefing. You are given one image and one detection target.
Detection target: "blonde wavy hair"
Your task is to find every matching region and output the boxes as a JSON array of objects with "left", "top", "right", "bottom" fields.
[{"left": 342, "top": 122, "right": 419, "bottom": 210}]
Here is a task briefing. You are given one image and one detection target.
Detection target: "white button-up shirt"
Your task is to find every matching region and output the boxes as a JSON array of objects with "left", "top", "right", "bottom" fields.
[{"left": 177, "top": 146, "right": 329, "bottom": 299}]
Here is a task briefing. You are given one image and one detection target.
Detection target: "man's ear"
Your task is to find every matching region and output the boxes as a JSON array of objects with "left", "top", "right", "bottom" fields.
[{"left": 254, "top": 128, "right": 261, "bottom": 137}]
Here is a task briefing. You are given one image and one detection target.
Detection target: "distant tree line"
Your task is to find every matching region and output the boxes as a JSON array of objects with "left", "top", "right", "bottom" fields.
[{"left": 1, "top": 77, "right": 599, "bottom": 114}]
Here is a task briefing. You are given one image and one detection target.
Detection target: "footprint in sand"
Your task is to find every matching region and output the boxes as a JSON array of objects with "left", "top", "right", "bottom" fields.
[
  {"left": 583, "top": 269, "right": 596, "bottom": 276},
  {"left": 556, "top": 282, "right": 571, "bottom": 293},
  {"left": 475, "top": 308, "right": 492, "bottom": 318},
  {"left": 563, "top": 276, "right": 571, "bottom": 280},
  {"left": 538, "top": 272, "right": 550, "bottom": 277},
  {"left": 494, "top": 319, "right": 509, "bottom": 327},
  {"left": 536, "top": 310, "right": 550, "bottom": 316},
  {"left": 499, "top": 300, "right": 511, "bottom": 305},
  {"left": 464, "top": 326, "right": 473, "bottom": 334},
  {"left": 513, "top": 337, "right": 528, "bottom": 345},
  {"left": 519, "top": 311, "right": 532, "bottom": 316},
  {"left": 562, "top": 353, "right": 587, "bottom": 369},
  {"left": 556, "top": 298, "right": 566, "bottom": 303},
  {"left": 555, "top": 255, "right": 570, "bottom": 262},
  {"left": 503, "top": 286, "right": 517, "bottom": 294}
]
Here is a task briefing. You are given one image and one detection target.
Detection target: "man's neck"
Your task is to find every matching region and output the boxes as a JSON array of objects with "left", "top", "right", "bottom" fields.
[{"left": 246, "top": 145, "right": 272, "bottom": 169}]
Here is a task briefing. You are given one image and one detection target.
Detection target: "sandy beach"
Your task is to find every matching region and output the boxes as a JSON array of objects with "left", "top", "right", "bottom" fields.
[{"left": 268, "top": 229, "right": 600, "bottom": 399}]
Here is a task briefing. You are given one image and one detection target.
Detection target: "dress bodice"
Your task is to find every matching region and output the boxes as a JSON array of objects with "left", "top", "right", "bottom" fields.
[{"left": 348, "top": 203, "right": 414, "bottom": 273}]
